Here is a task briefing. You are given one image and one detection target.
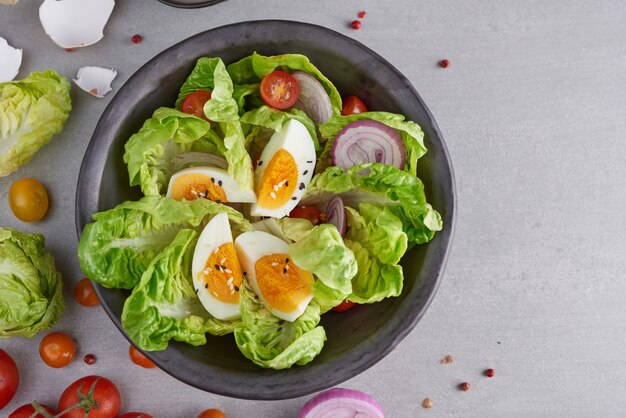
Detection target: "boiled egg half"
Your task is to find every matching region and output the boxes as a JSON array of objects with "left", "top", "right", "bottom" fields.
[
  {"left": 235, "top": 231, "right": 314, "bottom": 322},
  {"left": 192, "top": 212, "right": 243, "bottom": 320},
  {"left": 250, "top": 119, "right": 316, "bottom": 218},
  {"left": 166, "top": 166, "right": 256, "bottom": 203}
]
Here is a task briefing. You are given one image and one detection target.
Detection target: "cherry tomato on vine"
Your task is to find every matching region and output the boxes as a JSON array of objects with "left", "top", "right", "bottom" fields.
[
  {"left": 129, "top": 345, "right": 156, "bottom": 369},
  {"left": 0, "top": 349, "right": 19, "bottom": 410},
  {"left": 197, "top": 409, "right": 227, "bottom": 418},
  {"left": 57, "top": 376, "right": 121, "bottom": 418},
  {"left": 181, "top": 90, "right": 212, "bottom": 121},
  {"left": 288, "top": 206, "right": 323, "bottom": 225},
  {"left": 341, "top": 96, "right": 368, "bottom": 116},
  {"left": 9, "top": 178, "right": 49, "bottom": 222},
  {"left": 9, "top": 404, "right": 56, "bottom": 418},
  {"left": 332, "top": 300, "right": 356, "bottom": 312},
  {"left": 39, "top": 332, "right": 76, "bottom": 368},
  {"left": 260, "top": 70, "right": 299, "bottom": 109},
  {"left": 74, "top": 278, "right": 100, "bottom": 307}
]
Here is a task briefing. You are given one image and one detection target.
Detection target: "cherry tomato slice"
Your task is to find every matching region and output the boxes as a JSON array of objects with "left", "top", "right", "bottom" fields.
[
  {"left": 260, "top": 70, "right": 299, "bottom": 109},
  {"left": 181, "top": 90, "right": 212, "bottom": 121},
  {"left": 341, "top": 95, "right": 368, "bottom": 115},
  {"left": 129, "top": 345, "right": 157, "bottom": 369},
  {"left": 289, "top": 206, "right": 323, "bottom": 225},
  {"left": 39, "top": 332, "right": 76, "bottom": 368},
  {"left": 332, "top": 300, "right": 356, "bottom": 312},
  {"left": 9, "top": 178, "right": 49, "bottom": 222},
  {"left": 0, "top": 349, "right": 19, "bottom": 410},
  {"left": 9, "top": 403, "right": 56, "bottom": 418},
  {"left": 198, "top": 409, "right": 227, "bottom": 418},
  {"left": 74, "top": 278, "right": 100, "bottom": 307}
]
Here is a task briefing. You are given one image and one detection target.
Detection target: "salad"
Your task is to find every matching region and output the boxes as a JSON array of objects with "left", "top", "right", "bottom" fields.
[{"left": 77, "top": 53, "right": 442, "bottom": 369}]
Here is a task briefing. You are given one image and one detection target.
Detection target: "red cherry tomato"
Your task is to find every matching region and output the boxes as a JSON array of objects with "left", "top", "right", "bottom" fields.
[
  {"left": 289, "top": 206, "right": 323, "bottom": 225},
  {"left": 332, "top": 300, "right": 356, "bottom": 312},
  {"left": 197, "top": 409, "right": 227, "bottom": 418},
  {"left": 129, "top": 345, "right": 156, "bottom": 369},
  {"left": 0, "top": 349, "right": 19, "bottom": 410},
  {"left": 39, "top": 332, "right": 76, "bottom": 368},
  {"left": 9, "top": 404, "right": 56, "bottom": 418},
  {"left": 181, "top": 90, "right": 212, "bottom": 121},
  {"left": 341, "top": 96, "right": 368, "bottom": 115},
  {"left": 119, "top": 413, "right": 154, "bottom": 418},
  {"left": 260, "top": 70, "right": 299, "bottom": 109},
  {"left": 57, "top": 376, "right": 121, "bottom": 418},
  {"left": 74, "top": 278, "right": 100, "bottom": 307}
]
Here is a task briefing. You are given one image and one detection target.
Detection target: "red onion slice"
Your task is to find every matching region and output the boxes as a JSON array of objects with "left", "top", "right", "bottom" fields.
[
  {"left": 173, "top": 152, "right": 228, "bottom": 171},
  {"left": 332, "top": 120, "right": 406, "bottom": 170},
  {"left": 298, "top": 388, "right": 385, "bottom": 418},
  {"left": 292, "top": 71, "right": 333, "bottom": 124},
  {"left": 326, "top": 196, "right": 347, "bottom": 236}
]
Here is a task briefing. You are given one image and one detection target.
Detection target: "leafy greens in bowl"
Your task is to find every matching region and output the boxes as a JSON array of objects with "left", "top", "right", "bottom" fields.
[{"left": 75, "top": 20, "right": 455, "bottom": 400}]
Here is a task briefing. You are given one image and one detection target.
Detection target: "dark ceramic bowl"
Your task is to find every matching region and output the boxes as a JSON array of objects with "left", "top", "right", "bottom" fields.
[{"left": 75, "top": 20, "right": 455, "bottom": 400}]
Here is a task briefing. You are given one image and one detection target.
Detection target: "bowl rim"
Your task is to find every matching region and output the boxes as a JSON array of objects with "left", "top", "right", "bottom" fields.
[{"left": 75, "top": 19, "right": 456, "bottom": 400}]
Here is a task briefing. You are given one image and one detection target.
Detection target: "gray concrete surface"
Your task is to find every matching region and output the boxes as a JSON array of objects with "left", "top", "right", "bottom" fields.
[{"left": 1, "top": 1, "right": 625, "bottom": 416}]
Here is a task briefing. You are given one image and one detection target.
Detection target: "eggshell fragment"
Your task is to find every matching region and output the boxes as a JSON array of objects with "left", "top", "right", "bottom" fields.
[
  {"left": 73, "top": 66, "right": 117, "bottom": 98},
  {"left": 0, "top": 36, "right": 22, "bottom": 82},
  {"left": 39, "top": 0, "right": 115, "bottom": 49}
]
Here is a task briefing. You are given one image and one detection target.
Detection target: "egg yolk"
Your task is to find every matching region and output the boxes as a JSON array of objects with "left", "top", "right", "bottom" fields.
[
  {"left": 199, "top": 242, "right": 242, "bottom": 304},
  {"left": 257, "top": 149, "right": 298, "bottom": 209},
  {"left": 255, "top": 253, "right": 313, "bottom": 313},
  {"left": 171, "top": 173, "right": 228, "bottom": 202}
]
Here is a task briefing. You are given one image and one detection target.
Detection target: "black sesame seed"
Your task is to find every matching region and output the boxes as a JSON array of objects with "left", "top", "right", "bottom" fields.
[
  {"left": 254, "top": 295, "right": 259, "bottom": 299},
  {"left": 283, "top": 268, "right": 287, "bottom": 273},
  {"left": 221, "top": 265, "right": 228, "bottom": 270},
  {"left": 291, "top": 197, "right": 297, "bottom": 200},
  {"left": 234, "top": 285, "right": 240, "bottom": 292},
  {"left": 218, "top": 180, "right": 223, "bottom": 186},
  {"left": 277, "top": 327, "right": 283, "bottom": 331},
  {"left": 307, "top": 160, "right": 313, "bottom": 163},
  {"left": 243, "top": 272, "right": 247, "bottom": 276},
  {"left": 205, "top": 284, "right": 208, "bottom": 289},
  {"left": 303, "top": 170, "right": 308, "bottom": 175},
  {"left": 195, "top": 288, "right": 199, "bottom": 293},
  {"left": 299, "top": 183, "right": 305, "bottom": 190},
  {"left": 285, "top": 181, "right": 289, "bottom": 187},
  {"left": 258, "top": 161, "right": 263, "bottom": 166},
  {"left": 278, "top": 320, "right": 285, "bottom": 325},
  {"left": 286, "top": 258, "right": 289, "bottom": 263},
  {"left": 211, "top": 177, "right": 215, "bottom": 183},
  {"left": 214, "top": 264, "right": 220, "bottom": 270}
]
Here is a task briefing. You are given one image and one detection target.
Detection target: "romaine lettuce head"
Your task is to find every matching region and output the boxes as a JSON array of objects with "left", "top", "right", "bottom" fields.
[
  {"left": 234, "top": 281, "right": 325, "bottom": 369},
  {"left": 303, "top": 163, "right": 442, "bottom": 245},
  {"left": 226, "top": 52, "right": 342, "bottom": 114},
  {"left": 317, "top": 112, "right": 427, "bottom": 175},
  {"left": 77, "top": 196, "right": 252, "bottom": 289},
  {"left": 0, "top": 70, "right": 71, "bottom": 176},
  {"left": 123, "top": 107, "right": 225, "bottom": 196},
  {"left": 122, "top": 229, "right": 238, "bottom": 351},
  {"left": 0, "top": 227, "right": 64, "bottom": 338}
]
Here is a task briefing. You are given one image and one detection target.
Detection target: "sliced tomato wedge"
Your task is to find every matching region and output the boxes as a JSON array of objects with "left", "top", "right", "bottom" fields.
[
  {"left": 260, "top": 70, "right": 299, "bottom": 109},
  {"left": 289, "top": 205, "right": 323, "bottom": 225},
  {"left": 181, "top": 90, "right": 212, "bottom": 121},
  {"left": 341, "top": 95, "right": 368, "bottom": 115},
  {"left": 332, "top": 300, "right": 356, "bottom": 312}
]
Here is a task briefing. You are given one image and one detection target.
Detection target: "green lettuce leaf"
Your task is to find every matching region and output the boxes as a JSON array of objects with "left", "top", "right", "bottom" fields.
[
  {"left": 123, "top": 107, "right": 224, "bottom": 196},
  {"left": 227, "top": 52, "right": 342, "bottom": 113},
  {"left": 343, "top": 205, "right": 407, "bottom": 303},
  {"left": 199, "top": 59, "right": 255, "bottom": 191},
  {"left": 302, "top": 163, "right": 442, "bottom": 244},
  {"left": 289, "top": 224, "right": 357, "bottom": 312},
  {"left": 233, "top": 281, "right": 325, "bottom": 369},
  {"left": 78, "top": 196, "right": 252, "bottom": 289},
  {"left": 121, "top": 229, "right": 238, "bottom": 351},
  {"left": 240, "top": 105, "right": 320, "bottom": 150},
  {"left": 318, "top": 112, "right": 427, "bottom": 175},
  {"left": 0, "top": 227, "right": 64, "bottom": 338},
  {"left": 0, "top": 70, "right": 71, "bottom": 176}
]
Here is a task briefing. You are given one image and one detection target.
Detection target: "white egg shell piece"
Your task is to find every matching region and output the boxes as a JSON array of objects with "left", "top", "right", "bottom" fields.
[
  {"left": 73, "top": 66, "right": 117, "bottom": 98},
  {"left": 192, "top": 212, "right": 241, "bottom": 321},
  {"left": 39, "top": 0, "right": 115, "bottom": 49},
  {"left": 250, "top": 119, "right": 316, "bottom": 218},
  {"left": 0, "top": 36, "right": 22, "bottom": 82},
  {"left": 234, "top": 231, "right": 313, "bottom": 322},
  {"left": 166, "top": 166, "right": 257, "bottom": 203}
]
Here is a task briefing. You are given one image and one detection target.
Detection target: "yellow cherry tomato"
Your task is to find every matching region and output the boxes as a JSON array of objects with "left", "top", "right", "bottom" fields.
[{"left": 9, "top": 178, "right": 49, "bottom": 222}]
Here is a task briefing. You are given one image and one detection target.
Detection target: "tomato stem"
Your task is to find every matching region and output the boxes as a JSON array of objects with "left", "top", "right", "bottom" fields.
[
  {"left": 51, "top": 377, "right": 102, "bottom": 417},
  {"left": 29, "top": 401, "right": 56, "bottom": 418}
]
